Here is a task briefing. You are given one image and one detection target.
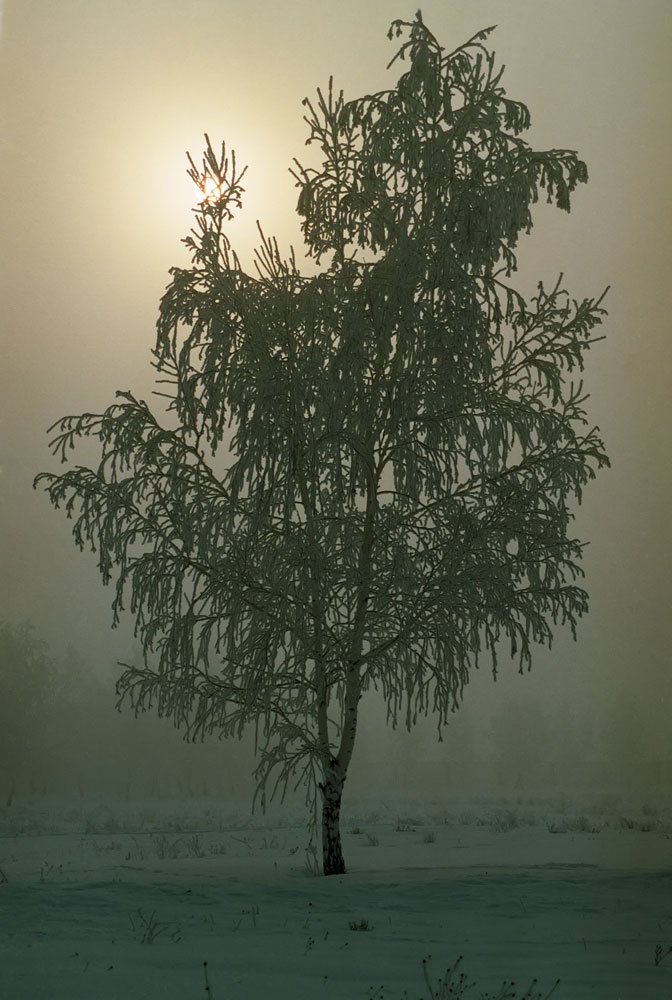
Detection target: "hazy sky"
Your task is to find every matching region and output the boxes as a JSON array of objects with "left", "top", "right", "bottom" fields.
[{"left": 1, "top": 0, "right": 671, "bottom": 776}]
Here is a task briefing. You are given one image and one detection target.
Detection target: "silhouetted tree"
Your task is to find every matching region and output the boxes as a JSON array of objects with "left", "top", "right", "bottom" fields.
[{"left": 35, "top": 12, "right": 609, "bottom": 874}]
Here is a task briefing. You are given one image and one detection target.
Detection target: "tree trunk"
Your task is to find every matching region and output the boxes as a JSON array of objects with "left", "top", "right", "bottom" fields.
[
  {"left": 319, "top": 661, "right": 362, "bottom": 875},
  {"left": 321, "top": 761, "right": 347, "bottom": 876}
]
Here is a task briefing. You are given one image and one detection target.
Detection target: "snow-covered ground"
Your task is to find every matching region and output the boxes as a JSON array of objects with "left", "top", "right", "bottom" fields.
[{"left": 0, "top": 792, "right": 670, "bottom": 999}]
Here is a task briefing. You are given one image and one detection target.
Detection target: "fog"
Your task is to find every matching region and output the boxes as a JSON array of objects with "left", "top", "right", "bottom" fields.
[{"left": 1, "top": 0, "right": 671, "bottom": 808}]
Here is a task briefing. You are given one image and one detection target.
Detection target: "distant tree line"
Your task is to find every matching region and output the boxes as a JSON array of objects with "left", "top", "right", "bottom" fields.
[{"left": 0, "top": 620, "right": 254, "bottom": 803}]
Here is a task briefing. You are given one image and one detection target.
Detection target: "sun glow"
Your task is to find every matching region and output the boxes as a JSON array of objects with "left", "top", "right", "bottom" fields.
[
  {"left": 197, "top": 174, "right": 225, "bottom": 205},
  {"left": 148, "top": 127, "right": 308, "bottom": 274}
]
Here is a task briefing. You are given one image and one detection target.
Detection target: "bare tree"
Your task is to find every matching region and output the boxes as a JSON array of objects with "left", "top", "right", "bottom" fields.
[{"left": 35, "top": 13, "right": 609, "bottom": 875}]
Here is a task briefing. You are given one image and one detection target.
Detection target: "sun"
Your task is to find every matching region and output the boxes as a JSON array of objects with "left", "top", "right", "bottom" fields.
[{"left": 198, "top": 174, "right": 225, "bottom": 205}]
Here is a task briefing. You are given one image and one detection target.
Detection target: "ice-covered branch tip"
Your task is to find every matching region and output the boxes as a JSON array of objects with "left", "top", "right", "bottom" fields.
[{"left": 186, "top": 133, "right": 248, "bottom": 217}]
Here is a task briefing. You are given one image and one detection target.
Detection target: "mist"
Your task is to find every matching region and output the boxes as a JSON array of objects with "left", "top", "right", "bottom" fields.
[
  {"left": 2, "top": 619, "right": 667, "bottom": 813},
  {"left": 1, "top": 0, "right": 671, "bottom": 812}
]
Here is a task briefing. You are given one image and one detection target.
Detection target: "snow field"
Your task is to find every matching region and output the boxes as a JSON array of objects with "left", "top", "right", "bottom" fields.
[{"left": 1, "top": 793, "right": 671, "bottom": 999}]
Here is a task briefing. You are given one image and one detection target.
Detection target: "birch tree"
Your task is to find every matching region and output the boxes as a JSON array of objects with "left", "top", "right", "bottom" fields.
[{"left": 35, "top": 12, "right": 609, "bottom": 875}]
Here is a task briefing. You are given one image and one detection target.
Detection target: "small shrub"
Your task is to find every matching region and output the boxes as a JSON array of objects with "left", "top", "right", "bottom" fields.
[
  {"left": 125, "top": 836, "right": 146, "bottom": 861},
  {"left": 304, "top": 846, "right": 320, "bottom": 876},
  {"left": 654, "top": 943, "right": 672, "bottom": 966},
  {"left": 152, "top": 834, "right": 184, "bottom": 859},
  {"left": 365, "top": 832, "right": 379, "bottom": 847},
  {"left": 367, "top": 954, "right": 560, "bottom": 999},
  {"left": 184, "top": 833, "right": 205, "bottom": 857},
  {"left": 91, "top": 838, "right": 123, "bottom": 852},
  {"left": 565, "top": 816, "right": 601, "bottom": 834},
  {"left": 231, "top": 834, "right": 253, "bottom": 851},
  {"left": 348, "top": 918, "right": 374, "bottom": 931},
  {"left": 231, "top": 903, "right": 260, "bottom": 930},
  {"left": 400, "top": 815, "right": 424, "bottom": 827},
  {"left": 39, "top": 862, "right": 62, "bottom": 883},
  {"left": 129, "top": 908, "right": 181, "bottom": 944},
  {"left": 491, "top": 810, "right": 520, "bottom": 832},
  {"left": 423, "top": 831, "right": 436, "bottom": 844}
]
